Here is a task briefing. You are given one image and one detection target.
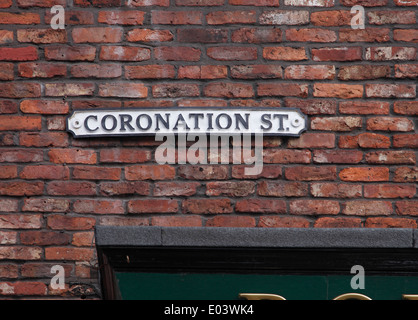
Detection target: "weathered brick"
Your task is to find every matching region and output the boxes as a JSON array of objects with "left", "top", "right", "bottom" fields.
[
  {"left": 285, "top": 166, "right": 337, "bottom": 181},
  {"left": 45, "top": 46, "right": 96, "bottom": 61},
  {"left": 342, "top": 201, "right": 392, "bottom": 216},
  {"left": 258, "top": 83, "right": 308, "bottom": 97},
  {"left": 98, "top": 10, "right": 145, "bottom": 25},
  {"left": 366, "top": 117, "right": 414, "bottom": 131},
  {"left": 152, "top": 11, "right": 202, "bottom": 25},
  {"left": 258, "top": 216, "right": 310, "bottom": 228},
  {"left": 18, "top": 63, "right": 67, "bottom": 78},
  {"left": 204, "top": 82, "right": 254, "bottom": 98},
  {"left": 73, "top": 166, "right": 121, "bottom": 180},
  {"left": 313, "top": 150, "right": 363, "bottom": 164},
  {"left": 368, "top": 11, "right": 416, "bottom": 25},
  {"left": 22, "top": 199, "right": 69, "bottom": 213},
  {"left": 339, "top": 167, "right": 389, "bottom": 182},
  {"left": 235, "top": 199, "right": 286, "bottom": 214},
  {"left": 17, "top": 29, "right": 67, "bottom": 44},
  {"left": 393, "top": 167, "right": 418, "bottom": 183},
  {"left": 259, "top": 10, "right": 309, "bottom": 25},
  {"left": 311, "top": 183, "right": 362, "bottom": 198},
  {"left": 20, "top": 231, "right": 71, "bottom": 246},
  {"left": 257, "top": 181, "right": 308, "bottom": 197},
  {"left": 99, "top": 83, "right": 148, "bottom": 98},
  {"left": 126, "top": 29, "right": 173, "bottom": 42},
  {"left": 358, "top": 133, "right": 390, "bottom": 149},
  {"left": 179, "top": 65, "right": 227, "bottom": 79},
  {"left": 45, "top": 247, "right": 94, "bottom": 261},
  {"left": 126, "top": 165, "right": 176, "bottom": 180},
  {"left": 311, "top": 117, "right": 362, "bottom": 131},
  {"left": 263, "top": 149, "right": 311, "bottom": 164},
  {"left": 207, "top": 10, "right": 256, "bottom": 25},
  {"left": 231, "top": 28, "right": 282, "bottom": 43},
  {"left": 338, "top": 65, "right": 390, "bottom": 80},
  {"left": 284, "top": 98, "right": 336, "bottom": 115},
  {"left": 290, "top": 200, "right": 340, "bottom": 215},
  {"left": 151, "top": 215, "right": 202, "bottom": 227},
  {"left": 154, "top": 46, "right": 201, "bottom": 61},
  {"left": 45, "top": 83, "right": 94, "bottom": 97},
  {"left": 313, "top": 84, "right": 363, "bottom": 99},
  {"left": 286, "top": 28, "right": 337, "bottom": 42},
  {"left": 311, "top": 10, "right": 352, "bottom": 26},
  {"left": 72, "top": 27, "right": 123, "bottom": 43},
  {"left": 365, "top": 151, "right": 416, "bottom": 165},
  {"left": 263, "top": 47, "right": 307, "bottom": 61},
  {"left": 312, "top": 47, "right": 362, "bottom": 61},
  {"left": 365, "top": 47, "right": 416, "bottom": 61},
  {"left": 0, "top": 83, "right": 41, "bottom": 98},
  {"left": 393, "top": 134, "right": 418, "bottom": 149},
  {"left": 364, "top": 184, "right": 415, "bottom": 199},
  {"left": 70, "top": 64, "right": 122, "bottom": 78},
  {"left": 207, "top": 46, "right": 257, "bottom": 61},
  {"left": 394, "top": 101, "right": 418, "bottom": 115},
  {"left": 0, "top": 214, "right": 42, "bottom": 228},
  {"left": 74, "top": 200, "right": 124, "bottom": 214},
  {"left": 47, "top": 181, "right": 97, "bottom": 196},
  {"left": 339, "top": 101, "right": 389, "bottom": 115},
  {"left": 314, "top": 217, "right": 362, "bottom": 228},
  {"left": 365, "top": 217, "right": 417, "bottom": 229},
  {"left": 396, "top": 201, "right": 418, "bottom": 216},
  {"left": 206, "top": 216, "right": 256, "bottom": 228},
  {"left": 339, "top": 28, "right": 390, "bottom": 42},
  {"left": 0, "top": 116, "right": 42, "bottom": 131},
  {"left": 366, "top": 84, "right": 416, "bottom": 99},
  {"left": 206, "top": 181, "right": 255, "bottom": 197}
]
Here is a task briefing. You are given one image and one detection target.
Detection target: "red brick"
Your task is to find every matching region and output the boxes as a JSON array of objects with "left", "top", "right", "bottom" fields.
[
  {"left": 258, "top": 216, "right": 310, "bottom": 228},
  {"left": 365, "top": 47, "right": 416, "bottom": 61},
  {"left": 393, "top": 134, "right": 418, "bottom": 148},
  {"left": 342, "top": 201, "right": 392, "bottom": 216},
  {"left": 0, "top": 30, "right": 13, "bottom": 44},
  {"left": 207, "top": 46, "right": 257, "bottom": 61},
  {"left": 285, "top": 166, "right": 336, "bottom": 181},
  {"left": 73, "top": 166, "right": 121, "bottom": 181},
  {"left": 311, "top": 183, "right": 362, "bottom": 198},
  {"left": 313, "top": 84, "right": 363, "bottom": 99},
  {"left": 231, "top": 165, "right": 281, "bottom": 180},
  {"left": 19, "top": 132, "right": 68, "bottom": 147},
  {"left": 49, "top": 149, "right": 96, "bottom": 164},
  {"left": 100, "top": 181, "right": 150, "bottom": 196},
  {"left": 154, "top": 46, "right": 201, "bottom": 61},
  {"left": 18, "top": 0, "right": 66, "bottom": 7},
  {"left": 366, "top": 117, "right": 414, "bottom": 132},
  {"left": 0, "top": 101, "right": 17, "bottom": 114},
  {"left": 394, "top": 29, "right": 418, "bottom": 43},
  {"left": 263, "top": 149, "right": 311, "bottom": 164},
  {"left": 340, "top": 0, "right": 388, "bottom": 6},
  {"left": 366, "top": 84, "right": 416, "bottom": 98},
  {"left": 0, "top": 12, "right": 40, "bottom": 24},
  {"left": 152, "top": 11, "right": 202, "bottom": 24},
  {"left": 396, "top": 201, "right": 418, "bottom": 216},
  {"left": 311, "top": 116, "right": 362, "bottom": 131},
  {"left": 47, "top": 215, "right": 95, "bottom": 230},
  {"left": 0, "top": 214, "right": 41, "bottom": 228},
  {"left": 128, "top": 199, "right": 178, "bottom": 213},
  {"left": 0, "top": 166, "right": 17, "bottom": 179},
  {"left": 338, "top": 65, "right": 390, "bottom": 80},
  {"left": 178, "top": 28, "right": 228, "bottom": 43},
  {"left": 128, "top": 0, "right": 169, "bottom": 5},
  {"left": 339, "top": 101, "right": 389, "bottom": 115},
  {"left": 313, "top": 150, "right": 362, "bottom": 164},
  {"left": 263, "top": 47, "right": 307, "bottom": 61},
  {"left": 154, "top": 182, "right": 199, "bottom": 197},
  {"left": 152, "top": 83, "right": 200, "bottom": 98},
  {"left": 20, "top": 231, "right": 71, "bottom": 246},
  {"left": 45, "top": 247, "right": 94, "bottom": 261},
  {"left": 395, "top": 64, "right": 418, "bottom": 79},
  {"left": 18, "top": 63, "right": 67, "bottom": 78},
  {"left": 0, "top": 149, "right": 43, "bottom": 163},
  {"left": 22, "top": 199, "right": 69, "bottom": 213},
  {"left": 257, "top": 181, "right": 308, "bottom": 197},
  {"left": 394, "top": 101, "right": 418, "bottom": 116},
  {"left": 100, "top": 45, "right": 151, "bottom": 61},
  {"left": 73, "top": 200, "right": 124, "bottom": 214},
  {"left": 70, "top": 64, "right": 122, "bottom": 78},
  {"left": 284, "top": 0, "right": 334, "bottom": 5},
  {"left": 285, "top": 65, "right": 335, "bottom": 80},
  {"left": 259, "top": 10, "right": 309, "bottom": 25},
  {"left": 206, "top": 181, "right": 255, "bottom": 197},
  {"left": 365, "top": 151, "right": 416, "bottom": 165},
  {"left": 204, "top": 82, "right": 254, "bottom": 98},
  {"left": 230, "top": 0, "right": 278, "bottom": 5},
  {"left": 99, "top": 83, "right": 148, "bottom": 98},
  {"left": 0, "top": 63, "right": 13, "bottom": 80},
  {"left": 20, "top": 165, "right": 69, "bottom": 180},
  {"left": 151, "top": 215, "right": 202, "bottom": 227},
  {"left": 47, "top": 181, "right": 96, "bottom": 196},
  {"left": 231, "top": 28, "right": 282, "bottom": 43},
  {"left": 312, "top": 47, "right": 362, "bottom": 61},
  {"left": 177, "top": 0, "right": 224, "bottom": 5},
  {"left": 290, "top": 200, "right": 340, "bottom": 215},
  {"left": 206, "top": 216, "right": 256, "bottom": 228},
  {"left": 284, "top": 98, "right": 336, "bottom": 115},
  {"left": 393, "top": 167, "right": 418, "bottom": 183},
  {"left": 314, "top": 217, "right": 362, "bottom": 228},
  {"left": 368, "top": 11, "right": 416, "bottom": 25},
  {"left": 393, "top": 0, "right": 418, "bottom": 5},
  {"left": 0, "top": 46, "right": 38, "bottom": 61},
  {"left": 0, "top": 115, "right": 42, "bottom": 131},
  {"left": 100, "top": 149, "right": 151, "bottom": 163},
  {"left": 45, "top": 10, "right": 94, "bottom": 25},
  {"left": 0, "top": 264, "right": 18, "bottom": 277},
  {"left": 288, "top": 133, "right": 335, "bottom": 149},
  {"left": 126, "top": 165, "right": 175, "bottom": 180},
  {"left": 286, "top": 28, "right": 337, "bottom": 42},
  {"left": 0, "top": 83, "right": 41, "bottom": 98},
  {"left": 17, "top": 29, "right": 67, "bottom": 44},
  {"left": 235, "top": 199, "right": 286, "bottom": 214},
  {"left": 0, "top": 0, "right": 12, "bottom": 8},
  {"left": 258, "top": 83, "right": 308, "bottom": 97},
  {"left": 207, "top": 10, "right": 256, "bottom": 25},
  {"left": 365, "top": 217, "right": 417, "bottom": 229},
  {"left": 179, "top": 65, "right": 227, "bottom": 79},
  {"left": 126, "top": 65, "right": 175, "bottom": 79},
  {"left": 126, "top": 29, "right": 173, "bottom": 42},
  {"left": 45, "top": 45, "right": 96, "bottom": 61},
  {"left": 45, "top": 83, "right": 94, "bottom": 97},
  {"left": 182, "top": 199, "right": 232, "bottom": 214},
  {"left": 0, "top": 247, "right": 42, "bottom": 260},
  {"left": 311, "top": 10, "right": 352, "bottom": 26},
  {"left": 72, "top": 27, "right": 123, "bottom": 43},
  {"left": 98, "top": 10, "right": 145, "bottom": 25},
  {"left": 365, "top": 184, "right": 416, "bottom": 199},
  {"left": 339, "top": 28, "right": 390, "bottom": 42},
  {"left": 358, "top": 133, "right": 391, "bottom": 149},
  {"left": 178, "top": 165, "right": 228, "bottom": 180},
  {"left": 339, "top": 167, "right": 389, "bottom": 182}
]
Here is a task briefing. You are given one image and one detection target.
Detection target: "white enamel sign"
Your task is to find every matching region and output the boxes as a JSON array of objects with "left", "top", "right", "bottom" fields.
[{"left": 67, "top": 108, "right": 307, "bottom": 138}]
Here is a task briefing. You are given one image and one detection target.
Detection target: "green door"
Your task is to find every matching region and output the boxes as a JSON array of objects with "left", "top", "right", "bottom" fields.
[{"left": 115, "top": 272, "right": 418, "bottom": 300}]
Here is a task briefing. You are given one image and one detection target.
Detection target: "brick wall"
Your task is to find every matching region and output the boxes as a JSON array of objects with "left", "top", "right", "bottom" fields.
[{"left": 0, "top": 0, "right": 417, "bottom": 299}]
